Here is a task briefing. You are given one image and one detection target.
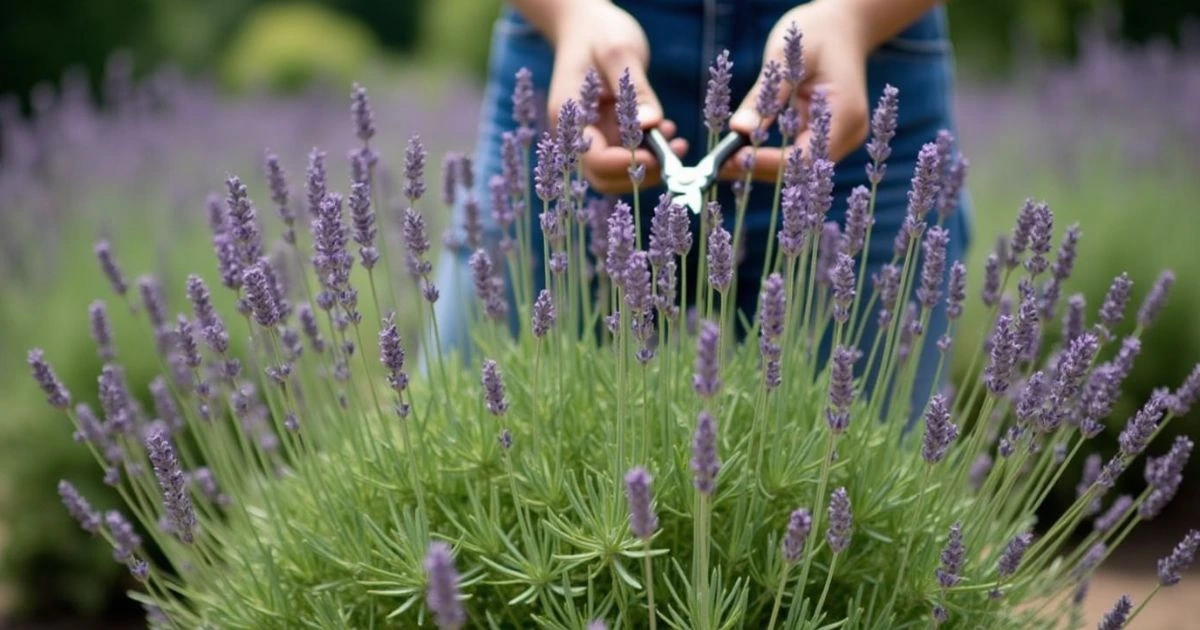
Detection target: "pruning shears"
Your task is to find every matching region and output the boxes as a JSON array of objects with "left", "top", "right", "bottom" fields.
[{"left": 643, "top": 128, "right": 749, "bottom": 214}]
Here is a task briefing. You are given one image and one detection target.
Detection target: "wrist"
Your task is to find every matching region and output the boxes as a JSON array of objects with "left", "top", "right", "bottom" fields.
[
  {"left": 549, "top": 0, "right": 610, "bottom": 48},
  {"left": 806, "top": 0, "right": 871, "bottom": 54}
]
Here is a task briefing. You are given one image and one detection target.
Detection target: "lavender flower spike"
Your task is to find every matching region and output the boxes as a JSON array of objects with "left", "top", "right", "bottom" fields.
[
  {"left": 1097, "top": 595, "right": 1132, "bottom": 630},
  {"left": 866, "top": 84, "right": 899, "bottom": 184},
  {"left": 984, "top": 315, "right": 1017, "bottom": 395},
  {"left": 1094, "top": 495, "right": 1132, "bottom": 534},
  {"left": 707, "top": 224, "right": 733, "bottom": 293},
  {"left": 936, "top": 523, "right": 965, "bottom": 588},
  {"left": 782, "top": 508, "right": 812, "bottom": 564},
  {"left": 831, "top": 253, "right": 856, "bottom": 323},
  {"left": 145, "top": 429, "right": 196, "bottom": 543},
  {"left": 403, "top": 134, "right": 427, "bottom": 202},
  {"left": 616, "top": 68, "right": 643, "bottom": 151},
  {"left": 532, "top": 289, "right": 555, "bottom": 339},
  {"left": 512, "top": 67, "right": 536, "bottom": 136},
  {"left": 918, "top": 226, "right": 949, "bottom": 309},
  {"left": 28, "top": 348, "right": 70, "bottom": 409},
  {"left": 624, "top": 467, "right": 658, "bottom": 540},
  {"left": 424, "top": 542, "right": 466, "bottom": 630},
  {"left": 691, "top": 411, "right": 720, "bottom": 495},
  {"left": 946, "top": 261, "right": 967, "bottom": 320},
  {"left": 826, "top": 346, "right": 859, "bottom": 433},
  {"left": 379, "top": 313, "right": 408, "bottom": 393},
  {"left": 704, "top": 50, "right": 733, "bottom": 134},
  {"left": 1157, "top": 530, "right": 1200, "bottom": 587},
  {"left": 350, "top": 82, "right": 375, "bottom": 143},
  {"left": 1099, "top": 272, "right": 1133, "bottom": 335},
  {"left": 1117, "top": 394, "right": 1166, "bottom": 457},
  {"left": 105, "top": 510, "right": 142, "bottom": 563},
  {"left": 827, "top": 487, "right": 853, "bottom": 553},
  {"left": 94, "top": 239, "right": 129, "bottom": 296},
  {"left": 693, "top": 321, "right": 721, "bottom": 398},
  {"left": 1173, "top": 363, "right": 1200, "bottom": 416},
  {"left": 59, "top": 480, "right": 101, "bottom": 533},
  {"left": 922, "top": 393, "right": 958, "bottom": 464},
  {"left": 481, "top": 359, "right": 508, "bottom": 416},
  {"left": 1137, "top": 270, "right": 1175, "bottom": 329},
  {"left": 996, "top": 532, "right": 1032, "bottom": 578}
]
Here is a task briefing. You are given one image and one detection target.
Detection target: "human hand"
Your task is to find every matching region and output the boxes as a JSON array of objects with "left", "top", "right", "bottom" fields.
[
  {"left": 545, "top": 0, "right": 687, "bottom": 194},
  {"left": 724, "top": 0, "right": 871, "bottom": 181}
]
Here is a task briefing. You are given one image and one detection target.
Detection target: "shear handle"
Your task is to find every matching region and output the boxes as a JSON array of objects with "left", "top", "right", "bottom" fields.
[
  {"left": 695, "top": 131, "right": 750, "bottom": 184},
  {"left": 644, "top": 128, "right": 685, "bottom": 178}
]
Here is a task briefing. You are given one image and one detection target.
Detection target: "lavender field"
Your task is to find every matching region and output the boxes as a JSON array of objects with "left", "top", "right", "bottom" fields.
[{"left": 2, "top": 28, "right": 1199, "bottom": 627}]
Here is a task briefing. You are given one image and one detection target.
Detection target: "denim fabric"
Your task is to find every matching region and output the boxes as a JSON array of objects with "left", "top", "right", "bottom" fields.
[{"left": 432, "top": 0, "right": 972, "bottom": 419}]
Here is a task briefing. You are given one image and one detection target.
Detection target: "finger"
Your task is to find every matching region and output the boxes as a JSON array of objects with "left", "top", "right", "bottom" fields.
[
  {"left": 584, "top": 139, "right": 688, "bottom": 194},
  {"left": 547, "top": 51, "right": 593, "bottom": 132},
  {"left": 716, "top": 147, "right": 792, "bottom": 183},
  {"left": 794, "top": 76, "right": 868, "bottom": 163},
  {"left": 729, "top": 64, "right": 790, "bottom": 139},
  {"left": 596, "top": 52, "right": 663, "bottom": 129}
]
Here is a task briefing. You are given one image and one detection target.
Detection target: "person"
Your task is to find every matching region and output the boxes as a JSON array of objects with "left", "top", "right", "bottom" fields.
[{"left": 433, "top": 0, "right": 971, "bottom": 415}]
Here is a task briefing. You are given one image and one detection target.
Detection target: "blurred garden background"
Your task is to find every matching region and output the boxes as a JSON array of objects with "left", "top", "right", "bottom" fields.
[{"left": 2, "top": 0, "right": 1199, "bottom": 627}]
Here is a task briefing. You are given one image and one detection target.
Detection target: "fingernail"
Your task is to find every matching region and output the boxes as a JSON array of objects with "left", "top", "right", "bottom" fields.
[
  {"left": 730, "top": 110, "right": 758, "bottom": 130},
  {"left": 636, "top": 105, "right": 658, "bottom": 123}
]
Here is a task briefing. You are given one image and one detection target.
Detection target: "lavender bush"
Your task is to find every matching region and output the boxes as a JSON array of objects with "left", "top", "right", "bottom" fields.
[{"left": 26, "top": 44, "right": 1200, "bottom": 628}]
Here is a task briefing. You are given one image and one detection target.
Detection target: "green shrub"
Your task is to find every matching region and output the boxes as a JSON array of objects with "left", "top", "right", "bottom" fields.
[{"left": 32, "top": 77, "right": 1198, "bottom": 628}]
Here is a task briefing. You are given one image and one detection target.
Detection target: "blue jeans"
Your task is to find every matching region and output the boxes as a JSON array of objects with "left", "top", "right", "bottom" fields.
[{"left": 433, "top": 0, "right": 972, "bottom": 417}]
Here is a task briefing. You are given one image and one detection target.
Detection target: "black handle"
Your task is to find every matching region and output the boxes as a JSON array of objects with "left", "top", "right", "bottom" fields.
[
  {"left": 644, "top": 128, "right": 679, "bottom": 172},
  {"left": 709, "top": 131, "right": 750, "bottom": 172}
]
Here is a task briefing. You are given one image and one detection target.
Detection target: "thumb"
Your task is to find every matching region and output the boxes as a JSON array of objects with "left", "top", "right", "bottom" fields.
[
  {"left": 730, "top": 61, "right": 788, "bottom": 139},
  {"left": 600, "top": 56, "right": 662, "bottom": 129}
]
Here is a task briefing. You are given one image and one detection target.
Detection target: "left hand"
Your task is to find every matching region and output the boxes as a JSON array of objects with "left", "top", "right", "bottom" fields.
[{"left": 724, "top": 0, "right": 871, "bottom": 181}]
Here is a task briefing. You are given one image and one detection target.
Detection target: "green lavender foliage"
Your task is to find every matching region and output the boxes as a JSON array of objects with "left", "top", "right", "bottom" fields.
[{"left": 37, "top": 73, "right": 1195, "bottom": 630}]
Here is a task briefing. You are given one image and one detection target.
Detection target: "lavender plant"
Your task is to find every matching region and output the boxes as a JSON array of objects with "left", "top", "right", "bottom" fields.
[{"left": 31, "top": 51, "right": 1200, "bottom": 629}]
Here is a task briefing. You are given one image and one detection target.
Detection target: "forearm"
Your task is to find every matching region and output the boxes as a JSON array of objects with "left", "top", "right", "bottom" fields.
[
  {"left": 508, "top": 0, "right": 608, "bottom": 47},
  {"left": 818, "top": 0, "right": 944, "bottom": 50}
]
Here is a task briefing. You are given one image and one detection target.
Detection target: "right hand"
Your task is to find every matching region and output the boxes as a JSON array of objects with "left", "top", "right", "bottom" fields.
[{"left": 546, "top": 1, "right": 688, "bottom": 194}]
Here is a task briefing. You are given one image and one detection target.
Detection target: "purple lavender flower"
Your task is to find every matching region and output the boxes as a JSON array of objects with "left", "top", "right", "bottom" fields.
[
  {"left": 242, "top": 263, "right": 280, "bottom": 328},
  {"left": 512, "top": 67, "right": 536, "bottom": 141},
  {"left": 555, "top": 98, "right": 586, "bottom": 170},
  {"left": 403, "top": 207, "right": 433, "bottom": 279},
  {"left": 808, "top": 159, "right": 836, "bottom": 227},
  {"left": 1024, "top": 202, "right": 1053, "bottom": 277},
  {"left": 59, "top": 480, "right": 101, "bottom": 533},
  {"left": 1015, "top": 371, "right": 1048, "bottom": 427},
  {"left": 830, "top": 253, "right": 856, "bottom": 323},
  {"left": 606, "top": 200, "right": 636, "bottom": 288},
  {"left": 781, "top": 22, "right": 805, "bottom": 86},
  {"left": 348, "top": 181, "right": 378, "bottom": 269},
  {"left": 996, "top": 532, "right": 1032, "bottom": 578},
  {"left": 918, "top": 226, "right": 949, "bottom": 308},
  {"left": 1157, "top": 530, "right": 1200, "bottom": 587},
  {"left": 1117, "top": 394, "right": 1167, "bottom": 456},
  {"left": 936, "top": 523, "right": 965, "bottom": 588},
  {"left": 85, "top": 301, "right": 116, "bottom": 362},
  {"left": 379, "top": 313, "right": 408, "bottom": 393},
  {"left": 105, "top": 510, "right": 142, "bottom": 563},
  {"left": 759, "top": 273, "right": 786, "bottom": 342},
  {"left": 174, "top": 315, "right": 201, "bottom": 369},
  {"left": 648, "top": 193, "right": 675, "bottom": 267},
  {"left": 1094, "top": 495, "right": 1132, "bottom": 533},
  {"left": 1064, "top": 294, "right": 1086, "bottom": 341},
  {"left": 531, "top": 289, "right": 555, "bottom": 339},
  {"left": 481, "top": 359, "right": 508, "bottom": 416},
  {"left": 842, "top": 186, "right": 872, "bottom": 257},
  {"left": 137, "top": 275, "right": 168, "bottom": 331},
  {"left": 99, "top": 363, "right": 136, "bottom": 434},
  {"left": 297, "top": 303, "right": 326, "bottom": 354},
  {"left": 1137, "top": 270, "right": 1175, "bottom": 329},
  {"left": 694, "top": 321, "right": 721, "bottom": 398},
  {"left": 937, "top": 154, "right": 968, "bottom": 221},
  {"left": 781, "top": 507, "right": 812, "bottom": 564},
  {"left": 468, "top": 249, "right": 507, "bottom": 321},
  {"left": 922, "top": 393, "right": 958, "bottom": 464},
  {"left": 1038, "top": 332, "right": 1099, "bottom": 431},
  {"left": 807, "top": 88, "right": 832, "bottom": 161},
  {"left": 28, "top": 348, "right": 70, "bottom": 409},
  {"left": 704, "top": 50, "right": 733, "bottom": 134},
  {"left": 865, "top": 84, "right": 899, "bottom": 184},
  {"left": 903, "top": 142, "right": 942, "bottom": 228},
  {"left": 985, "top": 315, "right": 1017, "bottom": 395},
  {"left": 1140, "top": 435, "right": 1192, "bottom": 519},
  {"left": 707, "top": 224, "right": 733, "bottom": 293},
  {"left": 873, "top": 264, "right": 901, "bottom": 328},
  {"left": 424, "top": 542, "right": 466, "bottom": 630},
  {"left": 305, "top": 148, "right": 328, "bottom": 220},
  {"left": 778, "top": 105, "right": 800, "bottom": 142},
  {"left": 941, "top": 261, "right": 966, "bottom": 321},
  {"left": 578, "top": 67, "right": 602, "bottom": 125},
  {"left": 691, "top": 411, "right": 720, "bottom": 495},
  {"left": 981, "top": 253, "right": 1001, "bottom": 307},
  {"left": 350, "top": 82, "right": 375, "bottom": 142},
  {"left": 1006, "top": 200, "right": 1038, "bottom": 268},
  {"left": 1078, "top": 454, "right": 1104, "bottom": 515},
  {"left": 826, "top": 487, "right": 853, "bottom": 553},
  {"left": 1099, "top": 272, "right": 1133, "bottom": 335},
  {"left": 624, "top": 467, "right": 658, "bottom": 540},
  {"left": 826, "top": 346, "right": 860, "bottom": 433},
  {"left": 532, "top": 131, "right": 562, "bottom": 203},
  {"left": 145, "top": 429, "right": 195, "bottom": 543},
  {"left": 656, "top": 258, "right": 680, "bottom": 321},
  {"left": 440, "top": 153, "right": 460, "bottom": 208},
  {"left": 752, "top": 60, "right": 785, "bottom": 144},
  {"left": 1172, "top": 363, "right": 1200, "bottom": 416},
  {"left": 224, "top": 176, "right": 264, "bottom": 265},
  {"left": 94, "top": 239, "right": 128, "bottom": 296},
  {"left": 402, "top": 134, "right": 427, "bottom": 202},
  {"left": 616, "top": 68, "right": 642, "bottom": 151},
  {"left": 263, "top": 151, "right": 294, "bottom": 241},
  {"left": 1097, "top": 595, "right": 1132, "bottom": 630},
  {"left": 778, "top": 182, "right": 807, "bottom": 259}
]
